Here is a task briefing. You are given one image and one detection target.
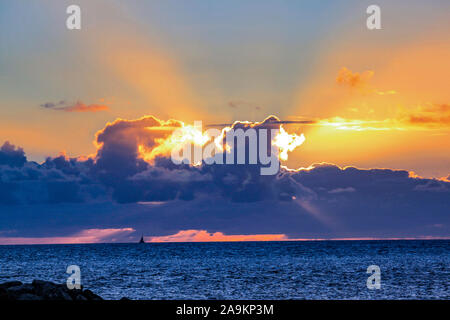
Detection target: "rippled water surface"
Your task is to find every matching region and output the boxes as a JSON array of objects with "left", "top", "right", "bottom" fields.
[{"left": 0, "top": 240, "right": 448, "bottom": 299}]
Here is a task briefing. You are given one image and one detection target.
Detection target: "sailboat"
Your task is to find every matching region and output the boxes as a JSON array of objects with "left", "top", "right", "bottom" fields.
[{"left": 139, "top": 234, "right": 145, "bottom": 244}]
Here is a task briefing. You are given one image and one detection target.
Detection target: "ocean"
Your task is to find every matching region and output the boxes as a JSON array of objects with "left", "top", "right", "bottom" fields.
[{"left": 0, "top": 240, "right": 448, "bottom": 300}]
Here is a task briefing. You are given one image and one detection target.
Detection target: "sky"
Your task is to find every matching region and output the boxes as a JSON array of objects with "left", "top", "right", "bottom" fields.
[{"left": 0, "top": 1, "right": 449, "bottom": 243}]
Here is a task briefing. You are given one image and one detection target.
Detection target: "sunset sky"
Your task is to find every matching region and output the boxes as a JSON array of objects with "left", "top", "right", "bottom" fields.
[{"left": 0, "top": 1, "right": 449, "bottom": 244}]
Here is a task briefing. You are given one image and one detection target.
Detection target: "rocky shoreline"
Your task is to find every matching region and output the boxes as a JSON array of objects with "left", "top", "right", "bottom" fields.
[{"left": 0, "top": 280, "right": 105, "bottom": 301}]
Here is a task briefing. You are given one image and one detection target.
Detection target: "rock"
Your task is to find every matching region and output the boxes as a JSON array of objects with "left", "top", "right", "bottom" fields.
[
  {"left": 57, "top": 287, "right": 73, "bottom": 301},
  {"left": 7, "top": 284, "right": 34, "bottom": 298},
  {"left": 75, "top": 294, "right": 88, "bottom": 301},
  {"left": 82, "top": 289, "right": 103, "bottom": 301},
  {"left": 0, "top": 287, "right": 8, "bottom": 300},
  {"left": 0, "top": 281, "right": 22, "bottom": 289},
  {"left": 46, "top": 288, "right": 66, "bottom": 300},
  {"left": 32, "top": 280, "right": 55, "bottom": 297},
  {"left": 67, "top": 288, "right": 84, "bottom": 300},
  {"left": 32, "top": 280, "right": 74, "bottom": 300},
  {"left": 17, "top": 293, "right": 44, "bottom": 301},
  {"left": 0, "top": 280, "right": 107, "bottom": 301}
]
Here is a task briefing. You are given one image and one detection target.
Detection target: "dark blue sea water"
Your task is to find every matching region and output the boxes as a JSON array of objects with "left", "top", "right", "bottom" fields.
[{"left": 0, "top": 240, "right": 448, "bottom": 300}]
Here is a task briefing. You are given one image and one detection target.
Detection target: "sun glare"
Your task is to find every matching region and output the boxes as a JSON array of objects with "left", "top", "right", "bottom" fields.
[
  {"left": 139, "top": 124, "right": 210, "bottom": 162},
  {"left": 137, "top": 119, "right": 305, "bottom": 164},
  {"left": 273, "top": 126, "right": 306, "bottom": 161}
]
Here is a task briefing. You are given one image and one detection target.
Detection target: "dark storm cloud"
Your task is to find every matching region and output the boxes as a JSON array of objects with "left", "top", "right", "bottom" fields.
[
  {"left": 91, "top": 115, "right": 284, "bottom": 203},
  {"left": 92, "top": 116, "right": 185, "bottom": 201},
  {"left": 0, "top": 152, "right": 108, "bottom": 205},
  {"left": 1, "top": 187, "right": 449, "bottom": 240},
  {"left": 40, "top": 100, "right": 66, "bottom": 109},
  {"left": 0, "top": 141, "right": 27, "bottom": 167},
  {"left": 228, "top": 100, "right": 261, "bottom": 110},
  {"left": 0, "top": 115, "right": 449, "bottom": 239},
  {"left": 1, "top": 117, "right": 449, "bottom": 206},
  {"left": 40, "top": 100, "right": 108, "bottom": 112}
]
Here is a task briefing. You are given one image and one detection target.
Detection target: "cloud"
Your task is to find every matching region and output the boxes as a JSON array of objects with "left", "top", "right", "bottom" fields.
[
  {"left": 0, "top": 141, "right": 27, "bottom": 167},
  {"left": 40, "top": 100, "right": 66, "bottom": 109},
  {"left": 336, "top": 67, "right": 374, "bottom": 89},
  {"left": 1, "top": 116, "right": 449, "bottom": 205},
  {"left": 328, "top": 187, "right": 356, "bottom": 194},
  {"left": 0, "top": 153, "right": 108, "bottom": 205},
  {"left": 91, "top": 115, "right": 305, "bottom": 203},
  {"left": 148, "top": 229, "right": 287, "bottom": 242},
  {"left": 301, "top": 103, "right": 450, "bottom": 131},
  {"left": 228, "top": 101, "right": 262, "bottom": 110},
  {"left": 336, "top": 67, "right": 396, "bottom": 96},
  {"left": 329, "top": 69, "right": 450, "bottom": 130},
  {"left": 1, "top": 179, "right": 448, "bottom": 240},
  {"left": 0, "top": 228, "right": 135, "bottom": 245},
  {"left": 93, "top": 116, "right": 182, "bottom": 184},
  {"left": 64, "top": 101, "right": 109, "bottom": 112},
  {"left": 413, "top": 179, "right": 450, "bottom": 192},
  {"left": 40, "top": 100, "right": 109, "bottom": 112},
  {"left": 0, "top": 116, "right": 449, "bottom": 240},
  {"left": 406, "top": 104, "right": 450, "bottom": 126},
  {"left": 291, "top": 68, "right": 449, "bottom": 132}
]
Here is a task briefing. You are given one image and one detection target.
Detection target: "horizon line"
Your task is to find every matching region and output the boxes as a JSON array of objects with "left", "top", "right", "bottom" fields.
[{"left": 1, "top": 237, "right": 449, "bottom": 246}]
